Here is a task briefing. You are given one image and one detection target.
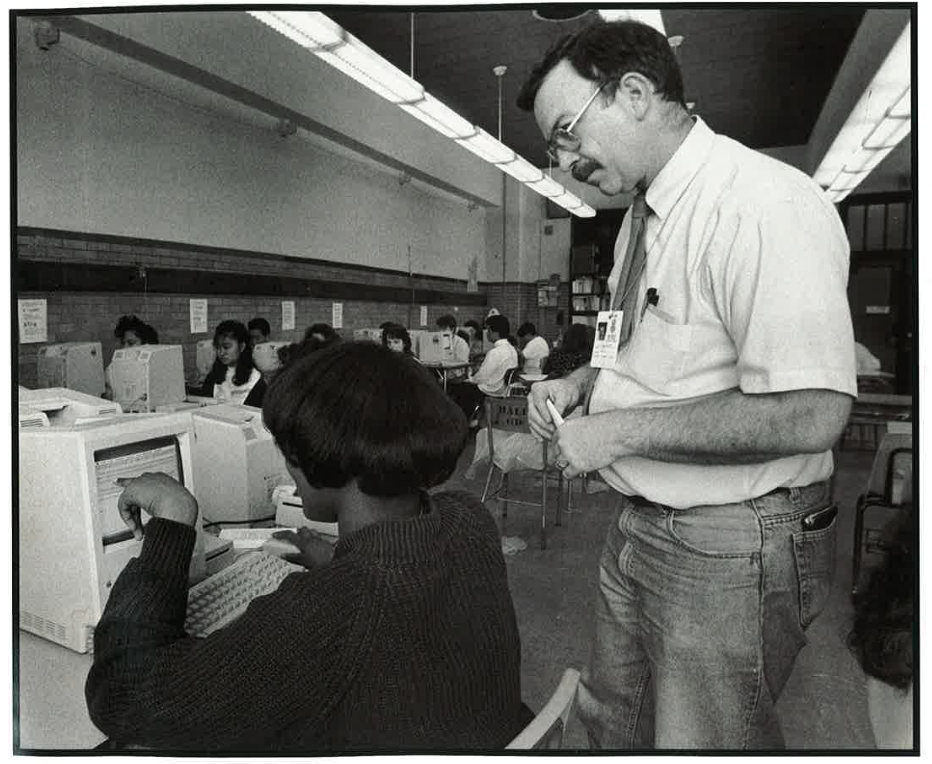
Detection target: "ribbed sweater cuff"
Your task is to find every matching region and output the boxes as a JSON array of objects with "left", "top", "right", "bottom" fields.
[{"left": 139, "top": 518, "right": 197, "bottom": 577}]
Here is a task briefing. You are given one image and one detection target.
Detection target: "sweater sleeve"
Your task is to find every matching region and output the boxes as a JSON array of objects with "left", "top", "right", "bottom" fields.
[{"left": 85, "top": 526, "right": 377, "bottom": 750}]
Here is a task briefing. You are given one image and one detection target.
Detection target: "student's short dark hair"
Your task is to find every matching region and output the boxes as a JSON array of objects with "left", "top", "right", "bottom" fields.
[
  {"left": 114, "top": 314, "right": 158, "bottom": 344},
  {"left": 464, "top": 319, "right": 482, "bottom": 333},
  {"left": 485, "top": 315, "right": 510, "bottom": 338},
  {"left": 304, "top": 323, "right": 341, "bottom": 345},
  {"left": 517, "top": 20, "right": 687, "bottom": 112},
  {"left": 263, "top": 341, "right": 468, "bottom": 497},
  {"left": 436, "top": 314, "right": 457, "bottom": 331},
  {"left": 517, "top": 322, "right": 537, "bottom": 338},
  {"left": 247, "top": 317, "right": 271, "bottom": 336}
]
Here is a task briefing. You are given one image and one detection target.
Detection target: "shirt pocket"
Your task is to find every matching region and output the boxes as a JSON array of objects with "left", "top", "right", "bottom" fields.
[{"left": 619, "top": 305, "right": 693, "bottom": 394}]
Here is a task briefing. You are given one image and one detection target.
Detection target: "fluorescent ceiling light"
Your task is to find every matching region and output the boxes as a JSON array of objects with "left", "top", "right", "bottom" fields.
[
  {"left": 249, "top": 10, "right": 594, "bottom": 217},
  {"left": 813, "top": 23, "right": 911, "bottom": 202},
  {"left": 597, "top": 9, "right": 666, "bottom": 36}
]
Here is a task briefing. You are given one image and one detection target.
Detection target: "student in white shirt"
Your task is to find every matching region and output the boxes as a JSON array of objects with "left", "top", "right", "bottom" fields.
[
  {"left": 197, "top": 320, "right": 265, "bottom": 407},
  {"left": 516, "top": 322, "right": 550, "bottom": 374},
  {"left": 448, "top": 315, "right": 518, "bottom": 422}
]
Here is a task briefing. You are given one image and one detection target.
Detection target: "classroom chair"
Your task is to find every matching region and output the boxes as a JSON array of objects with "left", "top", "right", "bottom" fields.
[
  {"left": 852, "top": 430, "right": 913, "bottom": 595},
  {"left": 506, "top": 668, "right": 581, "bottom": 750},
  {"left": 480, "top": 395, "right": 568, "bottom": 549}
]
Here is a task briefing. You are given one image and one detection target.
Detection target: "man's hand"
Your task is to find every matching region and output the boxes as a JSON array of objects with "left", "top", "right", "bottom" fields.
[
  {"left": 528, "top": 378, "right": 581, "bottom": 441},
  {"left": 550, "top": 414, "right": 623, "bottom": 478},
  {"left": 115, "top": 473, "right": 199, "bottom": 539},
  {"left": 271, "top": 527, "right": 336, "bottom": 570}
]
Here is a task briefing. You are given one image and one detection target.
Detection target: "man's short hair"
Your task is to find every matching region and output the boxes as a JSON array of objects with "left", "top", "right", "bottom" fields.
[
  {"left": 436, "top": 314, "right": 457, "bottom": 331},
  {"left": 485, "top": 315, "right": 510, "bottom": 338},
  {"left": 247, "top": 317, "right": 271, "bottom": 336},
  {"left": 263, "top": 341, "right": 467, "bottom": 497},
  {"left": 517, "top": 20, "right": 687, "bottom": 112},
  {"left": 517, "top": 322, "right": 537, "bottom": 338}
]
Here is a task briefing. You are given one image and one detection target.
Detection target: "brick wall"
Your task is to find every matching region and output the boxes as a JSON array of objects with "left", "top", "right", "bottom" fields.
[{"left": 16, "top": 230, "right": 572, "bottom": 387}]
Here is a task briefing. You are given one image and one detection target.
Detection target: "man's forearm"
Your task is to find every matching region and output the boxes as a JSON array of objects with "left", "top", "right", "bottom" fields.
[
  {"left": 564, "top": 364, "right": 599, "bottom": 406},
  {"left": 596, "top": 388, "right": 852, "bottom": 465}
]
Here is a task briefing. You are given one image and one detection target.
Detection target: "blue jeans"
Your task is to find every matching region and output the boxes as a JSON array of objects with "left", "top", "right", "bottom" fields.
[{"left": 576, "top": 481, "right": 836, "bottom": 749}]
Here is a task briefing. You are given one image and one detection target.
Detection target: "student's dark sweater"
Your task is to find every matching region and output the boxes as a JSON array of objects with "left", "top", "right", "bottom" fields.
[{"left": 85, "top": 491, "right": 523, "bottom": 751}]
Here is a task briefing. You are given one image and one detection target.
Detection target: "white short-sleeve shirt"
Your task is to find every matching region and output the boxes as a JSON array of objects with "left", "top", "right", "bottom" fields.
[
  {"left": 589, "top": 117, "right": 857, "bottom": 508},
  {"left": 521, "top": 336, "right": 550, "bottom": 373}
]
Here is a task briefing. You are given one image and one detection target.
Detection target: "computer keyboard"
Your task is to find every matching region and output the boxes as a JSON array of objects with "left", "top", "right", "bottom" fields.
[{"left": 184, "top": 552, "right": 304, "bottom": 637}]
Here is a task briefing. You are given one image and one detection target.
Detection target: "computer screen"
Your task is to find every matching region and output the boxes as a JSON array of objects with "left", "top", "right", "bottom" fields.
[
  {"left": 194, "top": 339, "right": 216, "bottom": 382},
  {"left": 19, "top": 387, "right": 122, "bottom": 426},
  {"left": 19, "top": 412, "right": 207, "bottom": 653},
  {"left": 109, "top": 345, "right": 186, "bottom": 412},
  {"left": 36, "top": 342, "right": 106, "bottom": 398},
  {"left": 190, "top": 403, "right": 292, "bottom": 525},
  {"left": 416, "top": 331, "right": 455, "bottom": 364}
]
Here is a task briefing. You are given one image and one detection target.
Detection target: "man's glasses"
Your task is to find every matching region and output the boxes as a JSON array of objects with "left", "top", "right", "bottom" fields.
[{"left": 546, "top": 82, "right": 607, "bottom": 163}]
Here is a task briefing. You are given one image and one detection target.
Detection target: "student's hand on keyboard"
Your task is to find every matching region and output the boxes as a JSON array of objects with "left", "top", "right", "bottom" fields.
[
  {"left": 115, "top": 473, "right": 199, "bottom": 539},
  {"left": 271, "top": 527, "right": 335, "bottom": 570}
]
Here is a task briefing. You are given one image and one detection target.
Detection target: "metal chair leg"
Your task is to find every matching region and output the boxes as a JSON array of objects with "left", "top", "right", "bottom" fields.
[
  {"left": 852, "top": 496, "right": 866, "bottom": 596},
  {"left": 481, "top": 462, "right": 496, "bottom": 503},
  {"left": 501, "top": 473, "right": 510, "bottom": 518},
  {"left": 555, "top": 472, "right": 564, "bottom": 527}
]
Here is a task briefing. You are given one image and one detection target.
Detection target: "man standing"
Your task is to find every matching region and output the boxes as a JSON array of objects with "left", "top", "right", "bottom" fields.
[{"left": 518, "top": 21, "right": 856, "bottom": 749}]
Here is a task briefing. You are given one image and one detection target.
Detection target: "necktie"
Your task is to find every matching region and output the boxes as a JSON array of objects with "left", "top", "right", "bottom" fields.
[{"left": 611, "top": 194, "right": 649, "bottom": 347}]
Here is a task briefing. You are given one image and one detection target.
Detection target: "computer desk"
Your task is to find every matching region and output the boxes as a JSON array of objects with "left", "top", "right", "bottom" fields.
[{"left": 16, "top": 630, "right": 106, "bottom": 750}]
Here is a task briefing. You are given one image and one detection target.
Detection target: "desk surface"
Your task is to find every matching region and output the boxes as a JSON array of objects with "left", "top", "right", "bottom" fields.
[
  {"left": 16, "top": 630, "right": 106, "bottom": 750},
  {"left": 421, "top": 361, "right": 470, "bottom": 369}
]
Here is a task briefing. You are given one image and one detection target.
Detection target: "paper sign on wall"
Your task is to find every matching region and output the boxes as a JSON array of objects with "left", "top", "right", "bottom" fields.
[
  {"left": 420, "top": 305, "right": 428, "bottom": 327},
  {"left": 189, "top": 299, "right": 208, "bottom": 334},
  {"left": 282, "top": 301, "right": 295, "bottom": 331},
  {"left": 332, "top": 302, "right": 343, "bottom": 329},
  {"left": 18, "top": 299, "right": 47, "bottom": 343}
]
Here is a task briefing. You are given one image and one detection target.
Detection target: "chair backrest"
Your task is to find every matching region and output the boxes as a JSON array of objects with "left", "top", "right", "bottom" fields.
[
  {"left": 485, "top": 395, "right": 531, "bottom": 434},
  {"left": 507, "top": 668, "right": 581, "bottom": 750},
  {"left": 867, "top": 432, "right": 913, "bottom": 500}
]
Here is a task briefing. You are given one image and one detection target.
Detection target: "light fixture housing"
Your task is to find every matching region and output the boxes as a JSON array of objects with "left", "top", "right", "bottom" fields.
[
  {"left": 813, "top": 22, "right": 911, "bottom": 203},
  {"left": 248, "top": 10, "right": 596, "bottom": 218}
]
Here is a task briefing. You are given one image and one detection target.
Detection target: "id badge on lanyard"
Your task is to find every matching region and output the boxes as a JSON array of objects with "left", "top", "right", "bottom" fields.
[{"left": 590, "top": 310, "right": 625, "bottom": 369}]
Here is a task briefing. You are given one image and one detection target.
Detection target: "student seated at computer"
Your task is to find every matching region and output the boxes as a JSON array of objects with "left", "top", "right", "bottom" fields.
[
  {"left": 380, "top": 323, "right": 415, "bottom": 356},
  {"left": 542, "top": 323, "right": 595, "bottom": 380},
  {"left": 304, "top": 322, "right": 341, "bottom": 346},
  {"left": 86, "top": 341, "right": 524, "bottom": 751},
  {"left": 447, "top": 315, "right": 518, "bottom": 423},
  {"left": 195, "top": 320, "right": 265, "bottom": 407},
  {"left": 104, "top": 315, "right": 160, "bottom": 399},
  {"left": 515, "top": 322, "right": 549, "bottom": 375},
  {"left": 463, "top": 319, "right": 485, "bottom": 358},
  {"left": 247, "top": 317, "right": 271, "bottom": 349}
]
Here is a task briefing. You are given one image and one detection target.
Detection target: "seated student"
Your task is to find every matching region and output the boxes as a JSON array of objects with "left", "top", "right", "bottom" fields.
[
  {"left": 114, "top": 314, "right": 159, "bottom": 347},
  {"left": 85, "top": 341, "right": 524, "bottom": 751},
  {"left": 380, "top": 323, "right": 415, "bottom": 356},
  {"left": 247, "top": 317, "right": 271, "bottom": 349},
  {"left": 849, "top": 511, "right": 915, "bottom": 749},
  {"left": 515, "top": 322, "right": 549, "bottom": 374},
  {"left": 105, "top": 315, "right": 160, "bottom": 399},
  {"left": 448, "top": 315, "right": 518, "bottom": 421},
  {"left": 196, "top": 320, "right": 265, "bottom": 407},
  {"left": 305, "top": 323, "right": 341, "bottom": 346},
  {"left": 435, "top": 314, "right": 471, "bottom": 382},
  {"left": 542, "top": 323, "right": 596, "bottom": 379}
]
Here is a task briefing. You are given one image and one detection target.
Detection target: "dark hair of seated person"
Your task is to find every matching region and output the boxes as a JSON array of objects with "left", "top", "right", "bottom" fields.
[
  {"left": 114, "top": 314, "right": 159, "bottom": 345},
  {"left": 203, "top": 319, "right": 255, "bottom": 387},
  {"left": 304, "top": 323, "right": 341, "bottom": 345},
  {"left": 380, "top": 323, "right": 414, "bottom": 355},
  {"left": 276, "top": 335, "right": 328, "bottom": 371},
  {"left": 263, "top": 341, "right": 467, "bottom": 497},
  {"left": 848, "top": 510, "right": 914, "bottom": 691},
  {"left": 543, "top": 323, "right": 595, "bottom": 378}
]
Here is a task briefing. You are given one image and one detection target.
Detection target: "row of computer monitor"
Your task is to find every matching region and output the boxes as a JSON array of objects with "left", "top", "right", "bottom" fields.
[
  {"left": 19, "top": 392, "right": 293, "bottom": 653},
  {"left": 33, "top": 330, "right": 482, "bottom": 413}
]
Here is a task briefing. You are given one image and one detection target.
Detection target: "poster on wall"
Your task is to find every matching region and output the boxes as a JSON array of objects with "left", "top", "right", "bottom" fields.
[
  {"left": 18, "top": 299, "right": 47, "bottom": 343},
  {"left": 189, "top": 299, "right": 208, "bottom": 334},
  {"left": 332, "top": 302, "right": 343, "bottom": 329},
  {"left": 420, "top": 305, "right": 428, "bottom": 327},
  {"left": 282, "top": 301, "right": 295, "bottom": 331},
  {"left": 467, "top": 256, "right": 478, "bottom": 293}
]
